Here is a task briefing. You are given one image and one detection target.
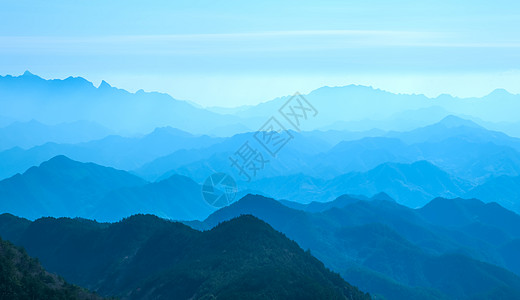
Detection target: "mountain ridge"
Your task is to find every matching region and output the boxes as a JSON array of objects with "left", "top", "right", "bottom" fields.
[
  {"left": 0, "top": 213, "right": 370, "bottom": 300},
  {"left": 190, "top": 194, "right": 520, "bottom": 300}
]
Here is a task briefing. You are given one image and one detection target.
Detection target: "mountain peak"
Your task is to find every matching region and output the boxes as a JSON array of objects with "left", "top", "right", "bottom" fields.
[
  {"left": 48, "top": 154, "right": 73, "bottom": 162},
  {"left": 150, "top": 126, "right": 193, "bottom": 138},
  {"left": 240, "top": 193, "right": 276, "bottom": 204},
  {"left": 21, "top": 70, "right": 42, "bottom": 80},
  {"left": 22, "top": 70, "right": 36, "bottom": 77},
  {"left": 98, "top": 80, "right": 112, "bottom": 89},
  {"left": 39, "top": 155, "right": 77, "bottom": 169},
  {"left": 487, "top": 88, "right": 513, "bottom": 97},
  {"left": 61, "top": 76, "right": 95, "bottom": 89},
  {"left": 371, "top": 192, "right": 395, "bottom": 202},
  {"left": 437, "top": 115, "right": 481, "bottom": 129}
]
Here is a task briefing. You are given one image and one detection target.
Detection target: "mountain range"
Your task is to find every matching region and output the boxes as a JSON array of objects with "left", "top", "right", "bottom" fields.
[
  {"left": 220, "top": 85, "right": 520, "bottom": 133},
  {"left": 1, "top": 145, "right": 520, "bottom": 222},
  {"left": 187, "top": 194, "right": 520, "bottom": 300},
  {"left": 0, "top": 155, "right": 214, "bottom": 221},
  {"left": 2, "top": 72, "right": 520, "bottom": 137},
  {"left": 0, "top": 213, "right": 370, "bottom": 300},
  {"left": 132, "top": 116, "right": 520, "bottom": 182},
  {"left": 2, "top": 72, "right": 520, "bottom": 299},
  {"left": 0, "top": 125, "right": 223, "bottom": 179},
  {"left": 0, "top": 119, "right": 111, "bottom": 151},
  {"left": 4, "top": 191, "right": 520, "bottom": 299},
  {"left": 247, "top": 160, "right": 468, "bottom": 207},
  {"left": 0, "top": 71, "right": 245, "bottom": 135}
]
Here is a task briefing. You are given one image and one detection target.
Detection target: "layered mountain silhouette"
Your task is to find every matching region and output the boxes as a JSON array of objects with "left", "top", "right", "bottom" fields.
[
  {"left": 2, "top": 72, "right": 520, "bottom": 300},
  {"left": 0, "top": 126, "right": 223, "bottom": 179},
  {"left": 0, "top": 155, "right": 146, "bottom": 219},
  {"left": 0, "top": 214, "right": 369, "bottom": 300},
  {"left": 394, "top": 115, "right": 520, "bottom": 148},
  {"left": 95, "top": 174, "right": 214, "bottom": 221},
  {"left": 132, "top": 116, "right": 520, "bottom": 182},
  {"left": 0, "top": 155, "right": 214, "bottom": 221},
  {"left": 0, "top": 72, "right": 243, "bottom": 134},
  {"left": 3, "top": 72, "right": 520, "bottom": 137},
  {"left": 225, "top": 85, "right": 520, "bottom": 132},
  {"left": 187, "top": 194, "right": 520, "bottom": 300},
  {"left": 465, "top": 175, "right": 520, "bottom": 213},
  {"left": 134, "top": 130, "right": 331, "bottom": 182},
  {"left": 247, "top": 160, "right": 467, "bottom": 207},
  {"left": 2, "top": 136, "right": 520, "bottom": 220},
  {"left": 0, "top": 120, "right": 111, "bottom": 151}
]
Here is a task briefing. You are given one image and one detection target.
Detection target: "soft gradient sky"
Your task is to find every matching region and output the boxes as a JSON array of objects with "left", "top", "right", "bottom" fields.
[{"left": 1, "top": 0, "right": 519, "bottom": 107}]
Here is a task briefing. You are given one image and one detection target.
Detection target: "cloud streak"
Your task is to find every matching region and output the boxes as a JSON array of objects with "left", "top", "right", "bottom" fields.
[{"left": 2, "top": 30, "right": 520, "bottom": 56}]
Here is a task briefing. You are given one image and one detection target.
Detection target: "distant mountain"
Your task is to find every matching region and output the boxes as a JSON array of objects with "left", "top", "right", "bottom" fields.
[
  {"left": 420, "top": 197, "right": 520, "bottom": 227},
  {"left": 191, "top": 194, "right": 520, "bottom": 300},
  {"left": 0, "top": 155, "right": 213, "bottom": 221},
  {"left": 246, "top": 161, "right": 468, "bottom": 207},
  {"left": 318, "top": 118, "right": 520, "bottom": 182},
  {"left": 134, "top": 116, "right": 520, "bottom": 187},
  {"left": 280, "top": 193, "right": 394, "bottom": 213},
  {"left": 0, "top": 214, "right": 370, "bottom": 300},
  {"left": 416, "top": 137, "right": 520, "bottom": 183},
  {"left": 71, "top": 126, "right": 223, "bottom": 169},
  {"left": 136, "top": 135, "right": 422, "bottom": 184},
  {"left": 0, "top": 236, "right": 103, "bottom": 299},
  {"left": 387, "top": 115, "right": 520, "bottom": 150},
  {"left": 229, "top": 85, "right": 520, "bottom": 130},
  {"left": 233, "top": 85, "right": 434, "bottom": 130},
  {"left": 387, "top": 115, "right": 479, "bottom": 143},
  {"left": 0, "top": 126, "right": 223, "bottom": 179},
  {"left": 418, "top": 197, "right": 520, "bottom": 243},
  {"left": 3, "top": 114, "right": 520, "bottom": 187},
  {"left": 134, "top": 130, "right": 331, "bottom": 182},
  {"left": 2, "top": 72, "right": 520, "bottom": 138},
  {"left": 0, "top": 155, "right": 147, "bottom": 220},
  {"left": 479, "top": 120, "right": 520, "bottom": 139},
  {"left": 0, "top": 120, "right": 111, "bottom": 151},
  {"left": 95, "top": 174, "right": 215, "bottom": 221},
  {"left": 321, "top": 137, "right": 419, "bottom": 174},
  {"left": 0, "top": 72, "right": 242, "bottom": 134},
  {"left": 301, "top": 128, "right": 387, "bottom": 145},
  {"left": 319, "top": 106, "right": 452, "bottom": 132},
  {"left": 4, "top": 115, "right": 515, "bottom": 211},
  {"left": 465, "top": 175, "right": 520, "bottom": 213},
  {"left": 326, "top": 160, "right": 468, "bottom": 208}
]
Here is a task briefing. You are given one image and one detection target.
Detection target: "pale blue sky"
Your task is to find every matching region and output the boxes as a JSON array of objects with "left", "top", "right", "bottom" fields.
[{"left": 1, "top": 0, "right": 519, "bottom": 106}]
